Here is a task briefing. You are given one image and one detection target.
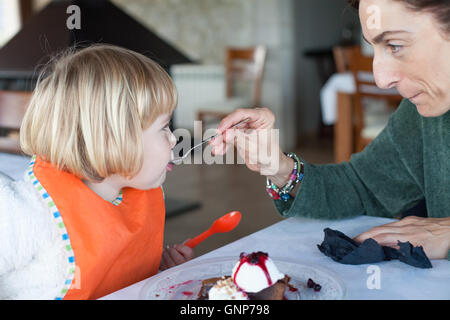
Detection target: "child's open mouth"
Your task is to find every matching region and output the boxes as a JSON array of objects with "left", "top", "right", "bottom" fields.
[{"left": 166, "top": 162, "right": 173, "bottom": 171}]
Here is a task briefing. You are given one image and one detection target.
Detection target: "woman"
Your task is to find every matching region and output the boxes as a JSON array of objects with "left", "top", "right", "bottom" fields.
[{"left": 210, "top": 0, "right": 450, "bottom": 260}]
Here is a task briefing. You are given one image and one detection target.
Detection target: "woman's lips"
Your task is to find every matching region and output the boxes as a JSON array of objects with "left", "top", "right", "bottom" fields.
[{"left": 408, "top": 92, "right": 423, "bottom": 103}]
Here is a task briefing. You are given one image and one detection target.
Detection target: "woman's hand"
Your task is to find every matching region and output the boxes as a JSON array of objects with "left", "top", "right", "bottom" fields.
[
  {"left": 159, "top": 243, "right": 194, "bottom": 271},
  {"left": 209, "top": 107, "right": 295, "bottom": 187},
  {"left": 353, "top": 216, "right": 450, "bottom": 260}
]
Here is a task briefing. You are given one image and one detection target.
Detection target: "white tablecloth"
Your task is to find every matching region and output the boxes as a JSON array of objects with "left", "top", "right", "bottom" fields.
[
  {"left": 320, "top": 72, "right": 399, "bottom": 125},
  {"left": 102, "top": 215, "right": 450, "bottom": 300},
  {"left": 320, "top": 73, "right": 355, "bottom": 125}
]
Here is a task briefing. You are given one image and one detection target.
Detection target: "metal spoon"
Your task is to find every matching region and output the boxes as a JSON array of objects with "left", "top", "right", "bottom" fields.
[{"left": 170, "top": 117, "right": 250, "bottom": 165}]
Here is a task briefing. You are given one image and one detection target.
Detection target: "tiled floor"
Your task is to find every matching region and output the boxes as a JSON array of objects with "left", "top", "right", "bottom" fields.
[{"left": 163, "top": 136, "right": 334, "bottom": 257}]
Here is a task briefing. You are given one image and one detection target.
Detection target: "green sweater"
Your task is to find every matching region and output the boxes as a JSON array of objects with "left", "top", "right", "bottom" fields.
[{"left": 274, "top": 99, "right": 450, "bottom": 260}]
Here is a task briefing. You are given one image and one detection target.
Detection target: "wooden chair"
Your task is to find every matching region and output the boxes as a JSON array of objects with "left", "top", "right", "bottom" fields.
[
  {"left": 197, "top": 46, "right": 267, "bottom": 124},
  {"left": 332, "top": 46, "right": 353, "bottom": 162},
  {"left": 346, "top": 46, "right": 403, "bottom": 152},
  {"left": 332, "top": 46, "right": 352, "bottom": 73},
  {"left": 0, "top": 90, "right": 32, "bottom": 154}
]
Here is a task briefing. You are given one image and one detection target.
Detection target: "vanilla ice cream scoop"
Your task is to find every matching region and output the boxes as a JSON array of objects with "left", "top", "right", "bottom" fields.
[
  {"left": 208, "top": 277, "right": 248, "bottom": 300},
  {"left": 231, "top": 252, "right": 285, "bottom": 293}
]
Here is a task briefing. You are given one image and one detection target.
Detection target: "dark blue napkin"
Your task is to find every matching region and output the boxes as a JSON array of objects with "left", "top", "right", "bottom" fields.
[{"left": 317, "top": 228, "right": 432, "bottom": 268}]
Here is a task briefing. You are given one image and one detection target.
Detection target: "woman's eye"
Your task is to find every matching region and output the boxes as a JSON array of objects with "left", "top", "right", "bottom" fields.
[{"left": 387, "top": 44, "right": 402, "bottom": 54}]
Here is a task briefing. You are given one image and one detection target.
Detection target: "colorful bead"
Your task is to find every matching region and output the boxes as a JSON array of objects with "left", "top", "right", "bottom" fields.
[
  {"left": 281, "top": 193, "right": 291, "bottom": 201},
  {"left": 265, "top": 152, "right": 304, "bottom": 202}
]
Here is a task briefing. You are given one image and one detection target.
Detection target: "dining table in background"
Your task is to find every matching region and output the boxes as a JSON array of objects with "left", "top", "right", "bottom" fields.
[
  {"left": 321, "top": 72, "right": 399, "bottom": 163},
  {"left": 321, "top": 72, "right": 357, "bottom": 126}
]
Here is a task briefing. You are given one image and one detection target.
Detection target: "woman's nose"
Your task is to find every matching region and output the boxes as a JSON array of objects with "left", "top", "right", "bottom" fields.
[{"left": 373, "top": 56, "right": 400, "bottom": 89}]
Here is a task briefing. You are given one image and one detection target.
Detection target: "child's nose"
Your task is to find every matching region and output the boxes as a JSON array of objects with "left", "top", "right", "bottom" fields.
[{"left": 169, "top": 131, "right": 177, "bottom": 149}]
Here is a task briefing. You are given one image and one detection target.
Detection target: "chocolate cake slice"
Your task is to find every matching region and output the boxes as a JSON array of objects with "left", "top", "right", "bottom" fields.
[
  {"left": 247, "top": 275, "right": 290, "bottom": 300},
  {"left": 197, "top": 275, "right": 291, "bottom": 300}
]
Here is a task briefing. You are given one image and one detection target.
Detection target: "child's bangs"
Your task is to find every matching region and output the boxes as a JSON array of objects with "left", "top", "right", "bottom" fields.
[{"left": 138, "top": 62, "right": 178, "bottom": 129}]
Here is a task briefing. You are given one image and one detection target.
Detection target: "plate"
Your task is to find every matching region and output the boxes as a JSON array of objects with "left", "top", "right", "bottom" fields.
[{"left": 139, "top": 256, "right": 346, "bottom": 300}]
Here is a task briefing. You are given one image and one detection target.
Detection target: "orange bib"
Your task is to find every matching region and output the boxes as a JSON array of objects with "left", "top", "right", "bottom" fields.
[{"left": 32, "top": 157, "right": 165, "bottom": 300}]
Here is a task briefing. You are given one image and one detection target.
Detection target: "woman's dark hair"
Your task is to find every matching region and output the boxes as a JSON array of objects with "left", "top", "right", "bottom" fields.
[{"left": 349, "top": 0, "right": 450, "bottom": 34}]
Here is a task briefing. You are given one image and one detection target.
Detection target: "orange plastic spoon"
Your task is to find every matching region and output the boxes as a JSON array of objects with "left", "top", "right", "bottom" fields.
[{"left": 185, "top": 211, "right": 242, "bottom": 248}]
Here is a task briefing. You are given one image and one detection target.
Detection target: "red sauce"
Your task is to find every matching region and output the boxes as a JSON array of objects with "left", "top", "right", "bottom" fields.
[
  {"left": 168, "top": 279, "right": 194, "bottom": 290},
  {"left": 233, "top": 252, "right": 273, "bottom": 287},
  {"left": 288, "top": 286, "right": 298, "bottom": 292},
  {"left": 182, "top": 291, "right": 193, "bottom": 296}
]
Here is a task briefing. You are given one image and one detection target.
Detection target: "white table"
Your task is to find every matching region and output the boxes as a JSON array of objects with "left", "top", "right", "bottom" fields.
[
  {"left": 102, "top": 215, "right": 450, "bottom": 300},
  {"left": 320, "top": 72, "right": 399, "bottom": 125}
]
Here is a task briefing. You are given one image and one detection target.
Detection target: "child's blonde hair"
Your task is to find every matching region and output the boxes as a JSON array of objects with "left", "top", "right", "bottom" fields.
[{"left": 20, "top": 44, "right": 177, "bottom": 181}]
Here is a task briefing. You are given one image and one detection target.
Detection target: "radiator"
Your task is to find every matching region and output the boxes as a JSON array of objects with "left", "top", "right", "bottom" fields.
[{"left": 171, "top": 64, "right": 225, "bottom": 131}]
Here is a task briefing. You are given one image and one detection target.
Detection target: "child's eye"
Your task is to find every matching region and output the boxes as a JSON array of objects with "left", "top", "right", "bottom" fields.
[{"left": 162, "top": 123, "right": 171, "bottom": 132}]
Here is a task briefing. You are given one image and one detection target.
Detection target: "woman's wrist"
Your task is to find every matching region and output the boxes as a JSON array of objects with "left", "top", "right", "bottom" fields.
[
  {"left": 267, "top": 153, "right": 295, "bottom": 188},
  {"left": 266, "top": 152, "right": 303, "bottom": 202}
]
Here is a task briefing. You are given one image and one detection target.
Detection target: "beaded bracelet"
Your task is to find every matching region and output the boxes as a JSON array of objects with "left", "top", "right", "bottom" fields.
[{"left": 266, "top": 152, "right": 304, "bottom": 202}]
